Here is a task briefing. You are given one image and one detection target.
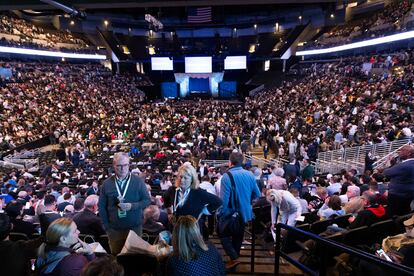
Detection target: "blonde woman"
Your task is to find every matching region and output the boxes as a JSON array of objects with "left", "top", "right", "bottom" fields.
[
  {"left": 167, "top": 216, "right": 225, "bottom": 276},
  {"left": 266, "top": 189, "right": 302, "bottom": 229},
  {"left": 163, "top": 162, "right": 222, "bottom": 236},
  {"left": 36, "top": 218, "right": 95, "bottom": 276}
]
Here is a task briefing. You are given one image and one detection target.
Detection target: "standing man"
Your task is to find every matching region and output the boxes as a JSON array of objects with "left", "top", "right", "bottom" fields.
[
  {"left": 383, "top": 145, "right": 414, "bottom": 217},
  {"left": 98, "top": 152, "right": 151, "bottom": 255},
  {"left": 218, "top": 152, "right": 261, "bottom": 269}
]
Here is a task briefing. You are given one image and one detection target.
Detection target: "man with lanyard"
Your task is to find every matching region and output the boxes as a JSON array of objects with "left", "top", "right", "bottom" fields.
[{"left": 98, "top": 152, "right": 151, "bottom": 255}]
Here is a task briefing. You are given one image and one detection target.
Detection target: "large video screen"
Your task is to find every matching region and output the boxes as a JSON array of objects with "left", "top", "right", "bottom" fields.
[
  {"left": 185, "top": 57, "right": 212, "bottom": 73},
  {"left": 151, "top": 57, "right": 173, "bottom": 71},
  {"left": 224, "top": 56, "right": 246, "bottom": 70}
]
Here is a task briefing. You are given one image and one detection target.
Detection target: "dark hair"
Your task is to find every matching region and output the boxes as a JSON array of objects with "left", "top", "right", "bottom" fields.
[
  {"left": 362, "top": 191, "right": 377, "bottom": 206},
  {"left": 0, "top": 213, "right": 11, "bottom": 241},
  {"left": 74, "top": 198, "right": 85, "bottom": 211},
  {"left": 201, "top": 175, "right": 210, "bottom": 182},
  {"left": 44, "top": 194, "right": 56, "bottom": 205},
  {"left": 63, "top": 192, "right": 71, "bottom": 200},
  {"left": 5, "top": 201, "right": 23, "bottom": 218},
  {"left": 360, "top": 175, "right": 371, "bottom": 185},
  {"left": 328, "top": 195, "right": 342, "bottom": 211},
  {"left": 229, "top": 152, "right": 244, "bottom": 166},
  {"left": 81, "top": 255, "right": 124, "bottom": 276}
]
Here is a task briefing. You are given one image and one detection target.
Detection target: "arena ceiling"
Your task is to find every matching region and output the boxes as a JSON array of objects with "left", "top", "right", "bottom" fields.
[{"left": 1, "top": 0, "right": 336, "bottom": 10}]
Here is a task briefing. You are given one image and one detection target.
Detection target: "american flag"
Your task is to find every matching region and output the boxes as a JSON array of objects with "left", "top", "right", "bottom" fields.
[{"left": 187, "top": 7, "right": 212, "bottom": 23}]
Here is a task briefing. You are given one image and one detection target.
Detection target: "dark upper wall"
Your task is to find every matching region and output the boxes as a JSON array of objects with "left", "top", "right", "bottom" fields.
[{"left": 0, "top": 0, "right": 336, "bottom": 10}]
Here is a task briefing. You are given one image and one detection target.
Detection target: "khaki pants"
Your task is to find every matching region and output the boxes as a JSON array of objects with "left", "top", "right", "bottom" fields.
[{"left": 107, "top": 226, "right": 142, "bottom": 255}]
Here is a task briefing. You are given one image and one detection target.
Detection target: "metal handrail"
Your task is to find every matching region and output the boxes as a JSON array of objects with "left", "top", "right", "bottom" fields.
[
  {"left": 315, "top": 139, "right": 412, "bottom": 175},
  {"left": 274, "top": 223, "right": 414, "bottom": 276},
  {"left": 373, "top": 140, "right": 412, "bottom": 169},
  {"left": 199, "top": 159, "right": 228, "bottom": 168}
]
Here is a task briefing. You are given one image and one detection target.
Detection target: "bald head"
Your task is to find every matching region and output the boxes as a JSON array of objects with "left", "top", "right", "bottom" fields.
[{"left": 399, "top": 145, "right": 414, "bottom": 160}]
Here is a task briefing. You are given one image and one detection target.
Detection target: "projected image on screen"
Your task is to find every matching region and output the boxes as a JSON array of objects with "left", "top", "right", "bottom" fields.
[
  {"left": 224, "top": 56, "right": 246, "bottom": 70},
  {"left": 189, "top": 78, "right": 209, "bottom": 93},
  {"left": 185, "top": 57, "right": 212, "bottom": 73},
  {"left": 151, "top": 57, "right": 173, "bottom": 71}
]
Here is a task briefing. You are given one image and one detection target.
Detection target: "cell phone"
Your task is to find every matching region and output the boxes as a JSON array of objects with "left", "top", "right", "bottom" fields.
[{"left": 376, "top": 249, "right": 392, "bottom": 262}]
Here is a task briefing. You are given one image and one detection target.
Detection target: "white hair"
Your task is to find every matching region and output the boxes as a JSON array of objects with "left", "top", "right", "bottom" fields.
[
  {"left": 347, "top": 185, "right": 360, "bottom": 198},
  {"left": 266, "top": 189, "right": 283, "bottom": 206}
]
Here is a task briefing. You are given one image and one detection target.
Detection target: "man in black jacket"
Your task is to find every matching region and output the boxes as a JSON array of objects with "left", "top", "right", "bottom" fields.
[
  {"left": 38, "top": 194, "right": 61, "bottom": 235},
  {"left": 383, "top": 145, "right": 414, "bottom": 217},
  {"left": 5, "top": 201, "right": 37, "bottom": 238},
  {"left": 73, "top": 195, "right": 105, "bottom": 238},
  {"left": 0, "top": 213, "right": 43, "bottom": 276}
]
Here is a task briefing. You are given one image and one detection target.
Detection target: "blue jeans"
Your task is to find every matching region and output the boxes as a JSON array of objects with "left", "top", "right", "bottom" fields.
[{"left": 219, "top": 222, "right": 246, "bottom": 260}]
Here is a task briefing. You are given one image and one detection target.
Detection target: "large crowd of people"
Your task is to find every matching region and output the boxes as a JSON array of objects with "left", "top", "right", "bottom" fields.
[
  {"left": 0, "top": 5, "right": 413, "bottom": 275},
  {"left": 0, "top": 13, "right": 91, "bottom": 51},
  {"left": 302, "top": 0, "right": 413, "bottom": 50}
]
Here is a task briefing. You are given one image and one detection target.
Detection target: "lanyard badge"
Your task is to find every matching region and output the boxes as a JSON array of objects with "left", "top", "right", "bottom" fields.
[{"left": 116, "top": 174, "right": 131, "bottom": 218}]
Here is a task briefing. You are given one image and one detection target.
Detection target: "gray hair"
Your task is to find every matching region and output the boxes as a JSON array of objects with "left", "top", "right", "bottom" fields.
[
  {"left": 113, "top": 152, "right": 130, "bottom": 164},
  {"left": 84, "top": 195, "right": 99, "bottom": 209},
  {"left": 273, "top": 168, "right": 285, "bottom": 177},
  {"left": 347, "top": 185, "right": 361, "bottom": 198}
]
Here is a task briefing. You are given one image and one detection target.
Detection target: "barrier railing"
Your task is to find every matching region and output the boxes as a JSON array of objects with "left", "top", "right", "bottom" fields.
[
  {"left": 274, "top": 223, "right": 414, "bottom": 276},
  {"left": 373, "top": 140, "right": 412, "bottom": 169},
  {"left": 200, "top": 160, "right": 228, "bottom": 168},
  {"left": 316, "top": 139, "right": 412, "bottom": 174}
]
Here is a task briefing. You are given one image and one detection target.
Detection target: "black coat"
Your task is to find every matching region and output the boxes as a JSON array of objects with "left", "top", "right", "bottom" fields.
[
  {"left": 73, "top": 209, "right": 106, "bottom": 238},
  {"left": 164, "top": 187, "right": 222, "bottom": 219}
]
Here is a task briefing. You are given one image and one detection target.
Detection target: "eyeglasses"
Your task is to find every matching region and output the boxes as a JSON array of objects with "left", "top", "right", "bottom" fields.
[
  {"left": 405, "top": 225, "right": 414, "bottom": 230},
  {"left": 115, "top": 164, "right": 129, "bottom": 169}
]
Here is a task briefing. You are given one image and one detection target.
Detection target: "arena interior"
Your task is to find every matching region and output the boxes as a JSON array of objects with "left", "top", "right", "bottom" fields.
[{"left": 0, "top": 0, "right": 414, "bottom": 275}]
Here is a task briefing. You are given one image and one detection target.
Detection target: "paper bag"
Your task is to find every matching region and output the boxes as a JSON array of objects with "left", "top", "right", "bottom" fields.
[{"left": 119, "top": 230, "right": 171, "bottom": 258}]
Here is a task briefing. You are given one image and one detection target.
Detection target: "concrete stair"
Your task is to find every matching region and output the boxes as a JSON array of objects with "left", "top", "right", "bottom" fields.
[{"left": 209, "top": 235, "right": 304, "bottom": 275}]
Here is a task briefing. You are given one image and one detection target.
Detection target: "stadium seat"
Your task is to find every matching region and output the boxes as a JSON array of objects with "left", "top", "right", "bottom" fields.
[
  {"left": 9, "top": 232, "right": 29, "bottom": 241},
  {"left": 369, "top": 219, "right": 396, "bottom": 244},
  {"left": 343, "top": 226, "right": 370, "bottom": 247},
  {"left": 333, "top": 214, "right": 352, "bottom": 228},
  {"left": 310, "top": 219, "right": 334, "bottom": 234},
  {"left": 99, "top": 234, "right": 111, "bottom": 254}
]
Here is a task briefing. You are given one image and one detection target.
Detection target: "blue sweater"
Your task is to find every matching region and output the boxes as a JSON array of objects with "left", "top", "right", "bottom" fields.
[
  {"left": 384, "top": 159, "right": 414, "bottom": 197},
  {"left": 219, "top": 166, "right": 261, "bottom": 223}
]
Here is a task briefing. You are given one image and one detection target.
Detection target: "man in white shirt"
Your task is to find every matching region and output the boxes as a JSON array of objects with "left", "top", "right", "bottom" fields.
[
  {"left": 199, "top": 175, "right": 216, "bottom": 195},
  {"left": 56, "top": 186, "right": 75, "bottom": 205}
]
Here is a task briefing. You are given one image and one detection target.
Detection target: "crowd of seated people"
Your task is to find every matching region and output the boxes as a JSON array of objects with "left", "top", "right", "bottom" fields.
[
  {"left": 1, "top": 137, "right": 413, "bottom": 275},
  {"left": 0, "top": 61, "right": 146, "bottom": 150},
  {"left": 0, "top": 13, "right": 91, "bottom": 52},
  {"left": 0, "top": 42, "right": 412, "bottom": 274},
  {"left": 1, "top": 46, "right": 413, "bottom": 164},
  {"left": 302, "top": 0, "right": 413, "bottom": 50}
]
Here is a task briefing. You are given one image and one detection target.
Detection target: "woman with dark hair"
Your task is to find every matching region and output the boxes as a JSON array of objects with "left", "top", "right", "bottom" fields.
[
  {"left": 36, "top": 217, "right": 95, "bottom": 276},
  {"left": 167, "top": 216, "right": 225, "bottom": 276},
  {"left": 317, "top": 195, "right": 345, "bottom": 219}
]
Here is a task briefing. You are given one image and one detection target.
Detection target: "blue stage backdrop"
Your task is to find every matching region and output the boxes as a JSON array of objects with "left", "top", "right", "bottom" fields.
[
  {"left": 161, "top": 82, "right": 178, "bottom": 98},
  {"left": 219, "top": 81, "right": 237, "bottom": 98},
  {"left": 189, "top": 77, "right": 209, "bottom": 92}
]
